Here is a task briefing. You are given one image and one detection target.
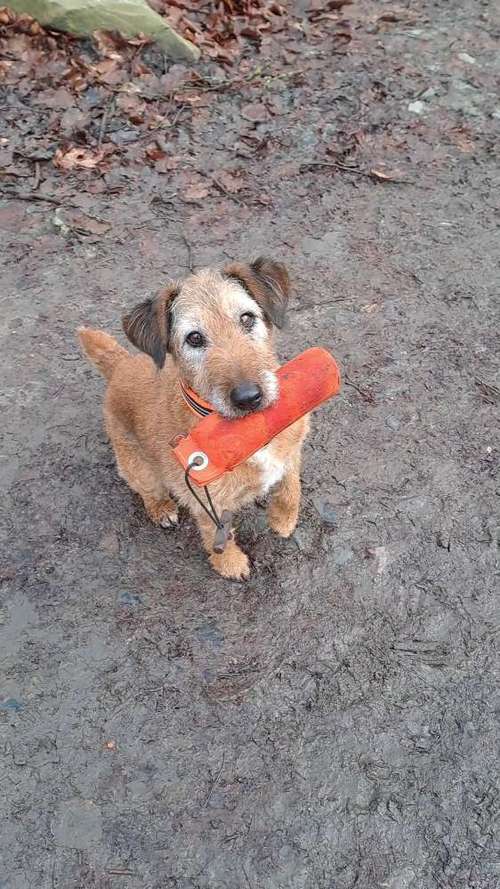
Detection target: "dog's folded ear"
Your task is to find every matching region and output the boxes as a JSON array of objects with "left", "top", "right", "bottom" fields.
[
  {"left": 122, "top": 284, "right": 178, "bottom": 369},
  {"left": 224, "top": 257, "right": 290, "bottom": 328}
]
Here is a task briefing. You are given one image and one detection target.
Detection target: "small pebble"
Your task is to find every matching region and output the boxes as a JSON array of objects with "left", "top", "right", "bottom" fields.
[
  {"left": 0, "top": 698, "right": 23, "bottom": 712},
  {"left": 314, "top": 498, "right": 338, "bottom": 526},
  {"left": 117, "top": 591, "right": 142, "bottom": 607},
  {"left": 408, "top": 100, "right": 425, "bottom": 114},
  {"left": 458, "top": 52, "right": 475, "bottom": 64},
  {"left": 385, "top": 415, "right": 401, "bottom": 431}
]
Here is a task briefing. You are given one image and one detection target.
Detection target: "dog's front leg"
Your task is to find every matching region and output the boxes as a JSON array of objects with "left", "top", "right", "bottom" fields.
[
  {"left": 194, "top": 509, "right": 250, "bottom": 581},
  {"left": 267, "top": 455, "right": 302, "bottom": 538}
]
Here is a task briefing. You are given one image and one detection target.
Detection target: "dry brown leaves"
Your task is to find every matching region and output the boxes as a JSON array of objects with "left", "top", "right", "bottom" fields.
[
  {"left": 54, "top": 146, "right": 113, "bottom": 171},
  {"left": 0, "top": 2, "right": 357, "bottom": 188},
  {"left": 182, "top": 182, "right": 210, "bottom": 203},
  {"left": 240, "top": 101, "right": 269, "bottom": 122},
  {"left": 161, "top": 0, "right": 288, "bottom": 65},
  {"left": 214, "top": 169, "right": 244, "bottom": 193}
]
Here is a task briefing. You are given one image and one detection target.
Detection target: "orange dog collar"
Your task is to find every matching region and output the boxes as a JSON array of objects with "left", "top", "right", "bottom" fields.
[{"left": 179, "top": 380, "right": 213, "bottom": 417}]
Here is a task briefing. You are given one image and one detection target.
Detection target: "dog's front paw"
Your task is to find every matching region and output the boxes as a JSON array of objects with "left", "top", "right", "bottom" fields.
[
  {"left": 267, "top": 504, "right": 299, "bottom": 538},
  {"left": 210, "top": 543, "right": 250, "bottom": 581},
  {"left": 145, "top": 497, "right": 179, "bottom": 528}
]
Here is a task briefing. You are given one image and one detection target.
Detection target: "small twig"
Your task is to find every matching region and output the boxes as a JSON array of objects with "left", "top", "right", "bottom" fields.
[
  {"left": 181, "top": 234, "right": 194, "bottom": 271},
  {"left": 33, "top": 161, "right": 41, "bottom": 191},
  {"left": 107, "top": 869, "right": 137, "bottom": 876},
  {"left": 302, "top": 160, "right": 369, "bottom": 176},
  {"left": 150, "top": 191, "right": 178, "bottom": 206},
  {"left": 212, "top": 178, "right": 243, "bottom": 205},
  {"left": 197, "top": 66, "right": 306, "bottom": 94},
  {"left": 169, "top": 103, "right": 188, "bottom": 128},
  {"left": 97, "top": 98, "right": 113, "bottom": 151},
  {"left": 475, "top": 378, "right": 500, "bottom": 404},
  {"left": 0, "top": 169, "right": 31, "bottom": 179},
  {"left": 0, "top": 188, "right": 75, "bottom": 207},
  {"left": 242, "top": 865, "right": 254, "bottom": 889},
  {"left": 301, "top": 161, "right": 407, "bottom": 183},
  {"left": 198, "top": 66, "right": 268, "bottom": 93},
  {"left": 202, "top": 753, "right": 225, "bottom": 808},
  {"left": 332, "top": 474, "right": 347, "bottom": 490},
  {"left": 290, "top": 296, "right": 345, "bottom": 313},
  {"left": 344, "top": 374, "right": 375, "bottom": 403}
]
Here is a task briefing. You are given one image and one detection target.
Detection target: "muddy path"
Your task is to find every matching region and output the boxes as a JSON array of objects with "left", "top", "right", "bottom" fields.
[{"left": 1, "top": 2, "right": 499, "bottom": 887}]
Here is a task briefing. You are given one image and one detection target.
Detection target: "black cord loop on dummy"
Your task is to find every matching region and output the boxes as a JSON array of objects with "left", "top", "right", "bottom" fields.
[{"left": 184, "top": 460, "right": 222, "bottom": 529}]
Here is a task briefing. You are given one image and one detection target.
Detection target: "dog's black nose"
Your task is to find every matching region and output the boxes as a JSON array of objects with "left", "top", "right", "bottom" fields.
[{"left": 230, "top": 382, "right": 263, "bottom": 411}]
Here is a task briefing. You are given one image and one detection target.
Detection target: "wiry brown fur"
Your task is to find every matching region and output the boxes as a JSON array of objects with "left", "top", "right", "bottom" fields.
[{"left": 78, "top": 258, "right": 309, "bottom": 580}]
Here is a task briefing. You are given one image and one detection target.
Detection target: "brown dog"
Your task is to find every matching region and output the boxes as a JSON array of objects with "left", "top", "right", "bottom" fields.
[{"left": 79, "top": 258, "right": 309, "bottom": 580}]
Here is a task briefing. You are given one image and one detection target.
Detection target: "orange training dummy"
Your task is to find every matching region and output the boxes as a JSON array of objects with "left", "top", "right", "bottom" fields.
[{"left": 172, "top": 347, "right": 341, "bottom": 486}]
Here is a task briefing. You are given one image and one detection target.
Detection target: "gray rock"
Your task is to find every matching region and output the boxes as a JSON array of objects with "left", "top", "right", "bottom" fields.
[
  {"left": 314, "top": 498, "right": 338, "bottom": 526},
  {"left": 0, "top": 698, "right": 23, "bottom": 712},
  {"left": 444, "top": 78, "right": 482, "bottom": 117},
  {"left": 385, "top": 415, "right": 401, "bottom": 431},
  {"left": 118, "top": 590, "right": 142, "bottom": 606},
  {"left": 408, "top": 100, "right": 425, "bottom": 114}
]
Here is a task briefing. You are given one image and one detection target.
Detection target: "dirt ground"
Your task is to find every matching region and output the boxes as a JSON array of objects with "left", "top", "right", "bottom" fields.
[{"left": 1, "top": 1, "right": 499, "bottom": 887}]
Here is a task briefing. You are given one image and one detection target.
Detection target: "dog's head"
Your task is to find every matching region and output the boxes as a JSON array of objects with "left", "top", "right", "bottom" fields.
[{"left": 122, "top": 257, "right": 290, "bottom": 418}]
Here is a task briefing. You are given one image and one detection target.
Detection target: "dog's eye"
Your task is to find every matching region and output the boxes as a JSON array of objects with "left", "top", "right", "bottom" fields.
[
  {"left": 185, "top": 331, "right": 205, "bottom": 348},
  {"left": 240, "top": 311, "right": 256, "bottom": 331}
]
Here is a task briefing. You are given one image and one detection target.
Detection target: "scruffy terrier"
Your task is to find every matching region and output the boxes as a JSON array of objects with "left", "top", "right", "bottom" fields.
[{"left": 79, "top": 258, "right": 309, "bottom": 580}]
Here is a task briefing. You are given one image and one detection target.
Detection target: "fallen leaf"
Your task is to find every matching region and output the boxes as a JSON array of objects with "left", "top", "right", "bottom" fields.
[
  {"left": 53, "top": 207, "right": 111, "bottom": 236},
  {"left": 215, "top": 169, "right": 244, "bottom": 193},
  {"left": 182, "top": 182, "right": 210, "bottom": 202},
  {"left": 241, "top": 102, "right": 269, "bottom": 123},
  {"left": 146, "top": 111, "right": 167, "bottom": 130},
  {"left": 160, "top": 65, "right": 189, "bottom": 93},
  {"left": 93, "top": 58, "right": 119, "bottom": 77},
  {"left": 448, "top": 127, "right": 475, "bottom": 153},
  {"left": 155, "top": 155, "right": 182, "bottom": 173},
  {"left": 93, "top": 30, "right": 126, "bottom": 60},
  {"left": 266, "top": 95, "right": 287, "bottom": 116},
  {"left": 69, "top": 212, "right": 111, "bottom": 236},
  {"left": 255, "top": 192, "right": 272, "bottom": 205},
  {"left": 60, "top": 108, "right": 90, "bottom": 135},
  {"left": 369, "top": 168, "right": 404, "bottom": 182},
  {"left": 0, "top": 8, "right": 14, "bottom": 24},
  {"left": 145, "top": 142, "right": 166, "bottom": 162},
  {"left": 42, "top": 87, "right": 76, "bottom": 110},
  {"left": 54, "top": 147, "right": 105, "bottom": 170},
  {"left": 272, "top": 161, "right": 300, "bottom": 178}
]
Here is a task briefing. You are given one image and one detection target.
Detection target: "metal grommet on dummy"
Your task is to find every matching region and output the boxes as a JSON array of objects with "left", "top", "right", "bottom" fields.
[{"left": 187, "top": 451, "right": 209, "bottom": 472}]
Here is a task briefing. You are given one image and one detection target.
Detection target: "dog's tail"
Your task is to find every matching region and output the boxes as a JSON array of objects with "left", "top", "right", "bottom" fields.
[{"left": 78, "top": 327, "right": 129, "bottom": 381}]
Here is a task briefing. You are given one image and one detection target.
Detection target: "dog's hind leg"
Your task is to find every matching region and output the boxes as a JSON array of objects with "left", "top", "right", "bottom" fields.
[{"left": 110, "top": 426, "right": 178, "bottom": 527}]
